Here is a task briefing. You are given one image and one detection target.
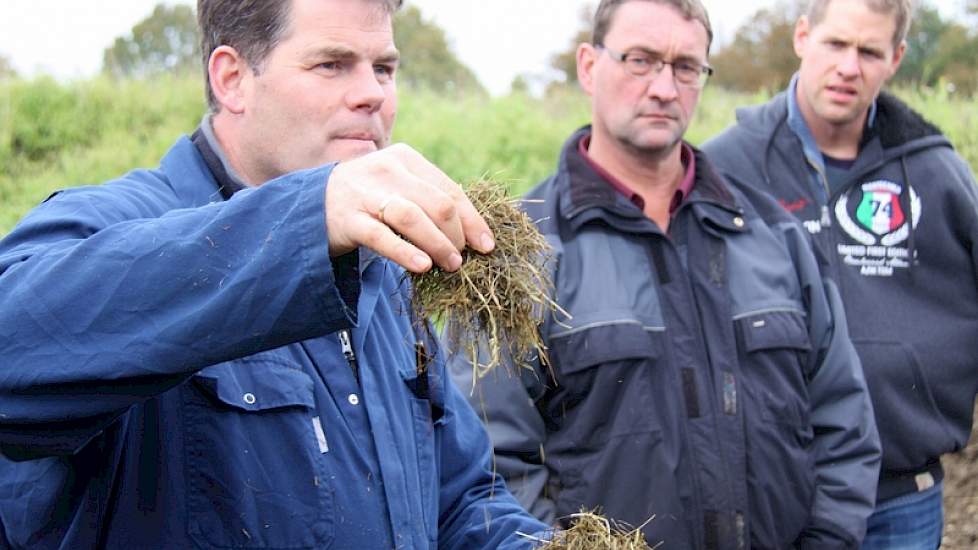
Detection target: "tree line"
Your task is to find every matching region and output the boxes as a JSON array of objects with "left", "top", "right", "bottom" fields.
[
  {"left": 96, "top": 3, "right": 483, "bottom": 95},
  {"left": 2, "top": 1, "right": 975, "bottom": 95},
  {"left": 545, "top": 1, "right": 978, "bottom": 95},
  {"left": 707, "top": 0, "right": 978, "bottom": 94}
]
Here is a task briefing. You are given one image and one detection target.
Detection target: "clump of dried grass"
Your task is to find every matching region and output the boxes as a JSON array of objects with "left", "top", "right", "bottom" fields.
[
  {"left": 409, "top": 178, "right": 560, "bottom": 379},
  {"left": 524, "top": 511, "right": 657, "bottom": 550}
]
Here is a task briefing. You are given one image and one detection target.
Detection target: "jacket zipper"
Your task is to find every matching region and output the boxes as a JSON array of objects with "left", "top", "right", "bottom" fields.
[
  {"left": 339, "top": 329, "right": 360, "bottom": 384},
  {"left": 808, "top": 157, "right": 834, "bottom": 229}
]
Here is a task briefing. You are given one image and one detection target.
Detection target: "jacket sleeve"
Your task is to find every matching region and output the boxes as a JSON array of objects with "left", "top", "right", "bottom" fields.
[
  {"left": 0, "top": 166, "right": 358, "bottom": 459},
  {"left": 944, "top": 148, "right": 978, "bottom": 289},
  {"left": 448, "top": 346, "right": 556, "bottom": 526},
  {"left": 435, "top": 348, "right": 550, "bottom": 549},
  {"left": 786, "top": 223, "right": 882, "bottom": 549}
]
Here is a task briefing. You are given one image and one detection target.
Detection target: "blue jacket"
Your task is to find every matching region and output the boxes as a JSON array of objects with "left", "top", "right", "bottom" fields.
[
  {"left": 703, "top": 89, "right": 978, "bottom": 502},
  {"left": 0, "top": 135, "right": 547, "bottom": 549},
  {"left": 451, "top": 128, "right": 881, "bottom": 549}
]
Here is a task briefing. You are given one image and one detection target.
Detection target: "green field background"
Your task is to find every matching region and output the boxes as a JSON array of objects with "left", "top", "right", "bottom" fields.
[{"left": 1, "top": 75, "right": 975, "bottom": 236}]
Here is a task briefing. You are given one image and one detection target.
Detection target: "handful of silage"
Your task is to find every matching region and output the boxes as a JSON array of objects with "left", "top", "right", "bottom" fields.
[
  {"left": 410, "top": 179, "right": 559, "bottom": 379},
  {"left": 527, "top": 511, "right": 656, "bottom": 550}
]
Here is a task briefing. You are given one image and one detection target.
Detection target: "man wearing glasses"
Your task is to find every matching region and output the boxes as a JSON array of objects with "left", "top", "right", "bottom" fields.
[{"left": 452, "top": 0, "right": 880, "bottom": 547}]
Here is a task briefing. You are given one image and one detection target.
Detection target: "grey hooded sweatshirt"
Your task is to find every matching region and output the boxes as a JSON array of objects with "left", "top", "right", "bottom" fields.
[{"left": 704, "top": 86, "right": 978, "bottom": 503}]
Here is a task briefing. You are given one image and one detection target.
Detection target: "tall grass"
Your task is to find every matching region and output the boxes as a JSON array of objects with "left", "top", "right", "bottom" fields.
[
  {"left": 1, "top": 75, "right": 975, "bottom": 237},
  {"left": 0, "top": 75, "right": 205, "bottom": 234},
  {"left": 899, "top": 85, "right": 978, "bottom": 172}
]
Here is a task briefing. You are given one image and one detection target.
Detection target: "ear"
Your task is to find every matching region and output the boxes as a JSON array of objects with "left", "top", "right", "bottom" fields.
[
  {"left": 888, "top": 40, "right": 907, "bottom": 79},
  {"left": 793, "top": 16, "right": 810, "bottom": 59},
  {"left": 577, "top": 43, "right": 597, "bottom": 96},
  {"left": 208, "top": 45, "right": 251, "bottom": 115}
]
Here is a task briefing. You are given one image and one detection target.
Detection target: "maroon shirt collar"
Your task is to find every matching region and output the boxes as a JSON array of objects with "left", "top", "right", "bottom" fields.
[{"left": 577, "top": 134, "right": 696, "bottom": 214}]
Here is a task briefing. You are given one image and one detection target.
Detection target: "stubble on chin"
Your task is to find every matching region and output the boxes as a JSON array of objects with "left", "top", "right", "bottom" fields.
[{"left": 616, "top": 125, "right": 683, "bottom": 162}]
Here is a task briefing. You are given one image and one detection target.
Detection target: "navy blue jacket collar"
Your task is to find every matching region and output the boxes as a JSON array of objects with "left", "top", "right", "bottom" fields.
[{"left": 556, "top": 126, "right": 743, "bottom": 235}]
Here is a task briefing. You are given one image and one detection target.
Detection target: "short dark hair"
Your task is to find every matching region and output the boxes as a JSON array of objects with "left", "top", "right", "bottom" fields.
[
  {"left": 806, "top": 0, "right": 912, "bottom": 49},
  {"left": 592, "top": 0, "right": 713, "bottom": 55},
  {"left": 198, "top": 0, "right": 403, "bottom": 111}
]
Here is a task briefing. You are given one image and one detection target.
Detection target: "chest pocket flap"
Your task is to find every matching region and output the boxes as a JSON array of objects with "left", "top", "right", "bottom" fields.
[
  {"left": 552, "top": 320, "right": 661, "bottom": 375},
  {"left": 737, "top": 310, "right": 811, "bottom": 353},
  {"left": 193, "top": 358, "right": 315, "bottom": 412}
]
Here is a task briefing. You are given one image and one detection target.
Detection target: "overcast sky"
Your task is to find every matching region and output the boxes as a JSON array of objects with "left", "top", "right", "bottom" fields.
[{"left": 0, "top": 0, "right": 966, "bottom": 95}]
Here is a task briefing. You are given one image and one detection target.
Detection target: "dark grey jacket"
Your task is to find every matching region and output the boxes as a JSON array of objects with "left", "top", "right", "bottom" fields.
[
  {"left": 703, "top": 91, "right": 978, "bottom": 502},
  {"left": 451, "top": 128, "right": 880, "bottom": 550}
]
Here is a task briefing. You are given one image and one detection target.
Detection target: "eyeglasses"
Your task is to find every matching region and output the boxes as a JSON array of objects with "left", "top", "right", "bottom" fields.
[{"left": 598, "top": 45, "right": 713, "bottom": 88}]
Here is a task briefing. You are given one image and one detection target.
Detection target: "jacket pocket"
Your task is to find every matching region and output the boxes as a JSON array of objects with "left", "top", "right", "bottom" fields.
[
  {"left": 739, "top": 310, "right": 810, "bottom": 353},
  {"left": 736, "top": 310, "right": 815, "bottom": 546},
  {"left": 402, "top": 367, "right": 446, "bottom": 545},
  {"left": 736, "top": 309, "right": 812, "bottom": 427},
  {"left": 548, "top": 321, "right": 663, "bottom": 447},
  {"left": 553, "top": 320, "right": 661, "bottom": 375},
  {"left": 183, "top": 357, "right": 332, "bottom": 549},
  {"left": 853, "top": 339, "right": 956, "bottom": 471}
]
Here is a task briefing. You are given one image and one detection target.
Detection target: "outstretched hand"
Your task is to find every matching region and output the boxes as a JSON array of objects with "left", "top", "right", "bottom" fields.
[{"left": 325, "top": 143, "right": 495, "bottom": 273}]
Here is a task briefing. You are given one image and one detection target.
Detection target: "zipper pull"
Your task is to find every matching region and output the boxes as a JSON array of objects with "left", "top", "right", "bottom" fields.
[
  {"left": 821, "top": 204, "right": 832, "bottom": 228},
  {"left": 338, "top": 329, "right": 360, "bottom": 383}
]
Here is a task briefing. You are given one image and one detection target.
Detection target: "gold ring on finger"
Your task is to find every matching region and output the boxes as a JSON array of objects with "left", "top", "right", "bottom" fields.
[{"left": 377, "top": 197, "right": 394, "bottom": 224}]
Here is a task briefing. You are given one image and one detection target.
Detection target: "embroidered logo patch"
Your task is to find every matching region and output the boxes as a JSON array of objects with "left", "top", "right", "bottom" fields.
[{"left": 835, "top": 180, "right": 921, "bottom": 277}]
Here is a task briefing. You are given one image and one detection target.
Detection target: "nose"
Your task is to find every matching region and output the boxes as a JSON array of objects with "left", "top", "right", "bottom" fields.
[
  {"left": 645, "top": 64, "right": 679, "bottom": 103},
  {"left": 836, "top": 48, "right": 861, "bottom": 79},
  {"left": 345, "top": 63, "right": 387, "bottom": 113}
]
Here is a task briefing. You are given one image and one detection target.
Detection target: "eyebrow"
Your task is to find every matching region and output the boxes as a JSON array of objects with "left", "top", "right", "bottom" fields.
[
  {"left": 859, "top": 45, "right": 885, "bottom": 55},
  {"left": 306, "top": 45, "right": 400, "bottom": 64},
  {"left": 821, "top": 32, "right": 886, "bottom": 48},
  {"left": 627, "top": 46, "right": 704, "bottom": 64},
  {"left": 375, "top": 49, "right": 401, "bottom": 65}
]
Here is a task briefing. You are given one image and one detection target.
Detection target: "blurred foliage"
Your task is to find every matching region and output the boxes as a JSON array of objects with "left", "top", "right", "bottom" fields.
[
  {"left": 4, "top": 0, "right": 978, "bottom": 236},
  {"left": 709, "top": 0, "right": 805, "bottom": 93},
  {"left": 99, "top": 2, "right": 483, "bottom": 93},
  {"left": 894, "top": 4, "right": 978, "bottom": 93},
  {"left": 4, "top": 73, "right": 975, "bottom": 238},
  {"left": 545, "top": 0, "right": 978, "bottom": 96},
  {"left": 898, "top": 4, "right": 948, "bottom": 85},
  {"left": 395, "top": 86, "right": 589, "bottom": 194},
  {"left": 102, "top": 3, "right": 201, "bottom": 79},
  {"left": 548, "top": 4, "right": 595, "bottom": 90},
  {"left": 708, "top": 0, "right": 978, "bottom": 95},
  {"left": 0, "top": 75, "right": 207, "bottom": 233},
  {"left": 896, "top": 81, "right": 978, "bottom": 175},
  {"left": 509, "top": 74, "right": 531, "bottom": 95},
  {"left": 0, "top": 54, "right": 16, "bottom": 80},
  {"left": 0, "top": 75, "right": 739, "bottom": 234},
  {"left": 394, "top": 5, "right": 485, "bottom": 94}
]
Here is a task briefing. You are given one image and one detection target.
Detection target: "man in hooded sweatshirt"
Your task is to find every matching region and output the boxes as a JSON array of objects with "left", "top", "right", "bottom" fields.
[{"left": 703, "top": 1, "right": 978, "bottom": 548}]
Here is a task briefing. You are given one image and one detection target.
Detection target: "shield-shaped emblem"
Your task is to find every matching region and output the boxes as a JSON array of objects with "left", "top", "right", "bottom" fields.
[{"left": 855, "top": 181, "right": 905, "bottom": 236}]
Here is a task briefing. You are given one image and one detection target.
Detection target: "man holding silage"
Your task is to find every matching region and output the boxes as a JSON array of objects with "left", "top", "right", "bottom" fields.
[
  {"left": 704, "top": 0, "right": 978, "bottom": 547},
  {"left": 0, "top": 1, "right": 547, "bottom": 548},
  {"left": 453, "top": 0, "right": 881, "bottom": 548}
]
